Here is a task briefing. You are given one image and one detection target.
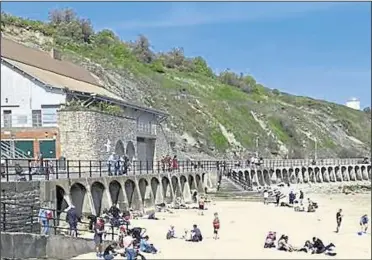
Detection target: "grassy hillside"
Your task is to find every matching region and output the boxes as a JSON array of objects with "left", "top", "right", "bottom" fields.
[{"left": 1, "top": 10, "right": 370, "bottom": 159}]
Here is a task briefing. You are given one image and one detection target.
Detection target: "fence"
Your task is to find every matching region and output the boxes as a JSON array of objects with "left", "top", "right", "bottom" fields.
[
  {"left": 0, "top": 158, "right": 221, "bottom": 182},
  {"left": 1, "top": 158, "right": 367, "bottom": 182},
  {"left": 1, "top": 201, "right": 117, "bottom": 240}
]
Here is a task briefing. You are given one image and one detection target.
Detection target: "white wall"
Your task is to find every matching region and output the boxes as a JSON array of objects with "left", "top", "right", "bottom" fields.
[{"left": 1, "top": 63, "right": 66, "bottom": 127}]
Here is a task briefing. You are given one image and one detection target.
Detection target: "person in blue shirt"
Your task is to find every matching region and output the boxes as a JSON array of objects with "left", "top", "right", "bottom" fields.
[
  {"left": 38, "top": 208, "right": 49, "bottom": 235},
  {"left": 360, "top": 214, "right": 369, "bottom": 233},
  {"left": 140, "top": 236, "right": 158, "bottom": 254}
]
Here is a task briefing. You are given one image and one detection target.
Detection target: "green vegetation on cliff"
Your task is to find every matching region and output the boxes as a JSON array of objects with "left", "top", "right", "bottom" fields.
[{"left": 1, "top": 9, "right": 371, "bottom": 158}]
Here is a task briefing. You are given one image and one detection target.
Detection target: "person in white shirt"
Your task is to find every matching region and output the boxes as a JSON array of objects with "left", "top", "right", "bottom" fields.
[{"left": 123, "top": 233, "right": 135, "bottom": 260}]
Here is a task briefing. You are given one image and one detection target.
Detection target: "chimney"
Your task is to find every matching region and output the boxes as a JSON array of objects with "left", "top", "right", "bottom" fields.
[{"left": 50, "top": 48, "right": 62, "bottom": 60}]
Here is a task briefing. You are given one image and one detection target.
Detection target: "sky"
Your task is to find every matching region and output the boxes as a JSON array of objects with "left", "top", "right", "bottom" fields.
[{"left": 1, "top": 1, "right": 371, "bottom": 108}]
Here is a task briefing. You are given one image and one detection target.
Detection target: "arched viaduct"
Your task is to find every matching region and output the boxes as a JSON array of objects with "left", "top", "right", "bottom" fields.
[
  {"left": 51, "top": 171, "right": 213, "bottom": 217},
  {"left": 230, "top": 164, "right": 371, "bottom": 187}
]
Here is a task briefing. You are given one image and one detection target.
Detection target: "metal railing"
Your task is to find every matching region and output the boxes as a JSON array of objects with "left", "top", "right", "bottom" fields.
[
  {"left": 0, "top": 158, "right": 220, "bottom": 182},
  {"left": 245, "top": 158, "right": 366, "bottom": 168},
  {"left": 1, "top": 141, "right": 32, "bottom": 159},
  {"left": 1, "top": 201, "right": 117, "bottom": 240},
  {"left": 1, "top": 112, "right": 57, "bottom": 128}
]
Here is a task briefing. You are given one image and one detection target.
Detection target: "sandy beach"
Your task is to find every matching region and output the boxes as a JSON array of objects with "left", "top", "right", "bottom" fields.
[{"left": 73, "top": 189, "right": 371, "bottom": 259}]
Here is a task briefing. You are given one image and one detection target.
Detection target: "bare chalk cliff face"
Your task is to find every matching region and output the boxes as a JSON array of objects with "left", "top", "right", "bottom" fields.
[{"left": 2, "top": 23, "right": 371, "bottom": 160}]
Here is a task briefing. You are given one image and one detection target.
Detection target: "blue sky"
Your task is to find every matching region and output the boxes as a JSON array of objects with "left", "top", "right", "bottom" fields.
[{"left": 2, "top": 2, "right": 371, "bottom": 108}]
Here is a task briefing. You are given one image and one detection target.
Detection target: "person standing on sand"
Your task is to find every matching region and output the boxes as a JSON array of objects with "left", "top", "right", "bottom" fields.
[
  {"left": 360, "top": 214, "right": 369, "bottom": 233},
  {"left": 335, "top": 209, "right": 343, "bottom": 233},
  {"left": 263, "top": 189, "right": 269, "bottom": 205},
  {"left": 213, "top": 213, "right": 220, "bottom": 240}
]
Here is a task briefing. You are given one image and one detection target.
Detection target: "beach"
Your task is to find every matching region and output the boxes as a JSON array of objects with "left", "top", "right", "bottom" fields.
[{"left": 72, "top": 187, "right": 371, "bottom": 259}]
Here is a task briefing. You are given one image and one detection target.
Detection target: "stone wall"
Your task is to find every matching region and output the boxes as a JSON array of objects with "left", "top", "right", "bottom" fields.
[
  {"left": 58, "top": 109, "right": 171, "bottom": 162},
  {"left": 1, "top": 232, "right": 112, "bottom": 259},
  {"left": 1, "top": 181, "right": 41, "bottom": 233},
  {"left": 58, "top": 110, "right": 137, "bottom": 161}
]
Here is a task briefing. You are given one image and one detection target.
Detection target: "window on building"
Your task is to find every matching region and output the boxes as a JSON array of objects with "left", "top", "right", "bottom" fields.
[
  {"left": 16, "top": 115, "right": 28, "bottom": 126},
  {"left": 41, "top": 105, "right": 59, "bottom": 126},
  {"left": 3, "top": 110, "right": 12, "bottom": 127},
  {"left": 32, "top": 110, "right": 42, "bottom": 127}
]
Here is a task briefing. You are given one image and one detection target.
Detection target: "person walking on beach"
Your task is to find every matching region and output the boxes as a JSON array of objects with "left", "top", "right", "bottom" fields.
[
  {"left": 213, "top": 212, "right": 220, "bottom": 240},
  {"left": 360, "top": 214, "right": 369, "bottom": 233},
  {"left": 263, "top": 189, "right": 269, "bottom": 205},
  {"left": 335, "top": 209, "right": 343, "bottom": 233}
]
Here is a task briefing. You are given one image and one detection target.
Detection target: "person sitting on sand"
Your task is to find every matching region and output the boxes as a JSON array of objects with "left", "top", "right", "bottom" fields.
[
  {"left": 213, "top": 213, "right": 220, "bottom": 240},
  {"left": 294, "top": 203, "right": 305, "bottom": 212},
  {"left": 187, "top": 224, "right": 203, "bottom": 242},
  {"left": 103, "top": 242, "right": 118, "bottom": 260},
  {"left": 297, "top": 240, "right": 314, "bottom": 253},
  {"left": 264, "top": 231, "right": 277, "bottom": 248},
  {"left": 277, "top": 235, "right": 294, "bottom": 252},
  {"left": 311, "top": 237, "right": 335, "bottom": 254},
  {"left": 140, "top": 235, "right": 158, "bottom": 254},
  {"left": 166, "top": 225, "right": 176, "bottom": 239},
  {"left": 360, "top": 214, "right": 369, "bottom": 233}
]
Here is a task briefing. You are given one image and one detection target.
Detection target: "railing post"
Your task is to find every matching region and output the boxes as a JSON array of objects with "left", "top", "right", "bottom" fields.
[
  {"left": 140, "top": 161, "right": 142, "bottom": 175},
  {"left": 146, "top": 161, "right": 149, "bottom": 174},
  {"left": 53, "top": 209, "right": 57, "bottom": 235},
  {"left": 55, "top": 159, "right": 59, "bottom": 179},
  {"left": 111, "top": 225, "right": 114, "bottom": 240},
  {"left": 45, "top": 161, "right": 49, "bottom": 181},
  {"left": 78, "top": 161, "right": 81, "bottom": 178},
  {"left": 30, "top": 205, "right": 34, "bottom": 233},
  {"left": 28, "top": 159, "right": 32, "bottom": 181},
  {"left": 67, "top": 160, "right": 70, "bottom": 179},
  {"left": 157, "top": 161, "right": 160, "bottom": 174},
  {"left": 5, "top": 159, "right": 9, "bottom": 182},
  {"left": 89, "top": 161, "right": 92, "bottom": 177},
  {"left": 99, "top": 161, "right": 102, "bottom": 177},
  {"left": 2, "top": 203, "right": 6, "bottom": 231}
]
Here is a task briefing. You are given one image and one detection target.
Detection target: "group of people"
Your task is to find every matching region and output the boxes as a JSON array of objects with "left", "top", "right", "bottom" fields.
[
  {"left": 107, "top": 152, "right": 131, "bottom": 176},
  {"left": 264, "top": 232, "right": 337, "bottom": 256},
  {"left": 160, "top": 155, "right": 178, "bottom": 171}
]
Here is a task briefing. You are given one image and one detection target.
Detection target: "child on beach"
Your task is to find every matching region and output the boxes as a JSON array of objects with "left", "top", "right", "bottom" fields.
[
  {"left": 213, "top": 213, "right": 220, "bottom": 240},
  {"left": 360, "top": 214, "right": 369, "bottom": 233},
  {"left": 335, "top": 209, "right": 343, "bottom": 233}
]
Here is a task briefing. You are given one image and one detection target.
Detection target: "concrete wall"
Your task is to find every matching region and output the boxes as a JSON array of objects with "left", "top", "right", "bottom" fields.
[
  {"left": 1, "top": 181, "right": 41, "bottom": 232},
  {"left": 1, "top": 232, "right": 111, "bottom": 259},
  {"left": 1, "top": 62, "right": 65, "bottom": 128},
  {"left": 58, "top": 110, "right": 137, "bottom": 161},
  {"left": 42, "top": 170, "right": 211, "bottom": 217},
  {"left": 231, "top": 164, "right": 371, "bottom": 187}
]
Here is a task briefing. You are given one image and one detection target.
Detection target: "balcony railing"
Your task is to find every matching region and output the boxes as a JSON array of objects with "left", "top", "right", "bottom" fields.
[
  {"left": 1, "top": 113, "right": 57, "bottom": 128},
  {"left": 137, "top": 122, "right": 157, "bottom": 136}
]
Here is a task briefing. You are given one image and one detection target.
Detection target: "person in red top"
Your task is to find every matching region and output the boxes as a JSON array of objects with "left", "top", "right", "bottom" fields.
[
  {"left": 172, "top": 155, "right": 178, "bottom": 171},
  {"left": 213, "top": 212, "right": 220, "bottom": 240}
]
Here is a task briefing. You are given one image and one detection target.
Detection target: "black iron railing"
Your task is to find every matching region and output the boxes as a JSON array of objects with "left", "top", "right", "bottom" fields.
[
  {"left": 0, "top": 158, "right": 225, "bottom": 182},
  {"left": 1, "top": 201, "right": 117, "bottom": 240}
]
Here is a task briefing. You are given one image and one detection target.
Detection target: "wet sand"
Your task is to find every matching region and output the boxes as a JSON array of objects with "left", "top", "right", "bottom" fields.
[{"left": 72, "top": 192, "right": 371, "bottom": 259}]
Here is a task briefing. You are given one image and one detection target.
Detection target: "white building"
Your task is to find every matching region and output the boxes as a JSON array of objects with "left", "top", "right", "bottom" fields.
[
  {"left": 345, "top": 97, "right": 360, "bottom": 110},
  {"left": 1, "top": 37, "right": 167, "bottom": 159}
]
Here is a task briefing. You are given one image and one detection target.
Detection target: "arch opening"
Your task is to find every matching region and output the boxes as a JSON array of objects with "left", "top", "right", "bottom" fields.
[
  {"left": 151, "top": 177, "right": 161, "bottom": 204},
  {"left": 70, "top": 183, "right": 87, "bottom": 217},
  {"left": 139, "top": 178, "right": 152, "bottom": 208},
  {"left": 109, "top": 181, "right": 124, "bottom": 209},
  {"left": 56, "top": 185, "right": 69, "bottom": 222},
  {"left": 126, "top": 141, "right": 135, "bottom": 161},
  {"left": 115, "top": 140, "right": 125, "bottom": 156},
  {"left": 188, "top": 175, "right": 196, "bottom": 190},
  {"left": 162, "top": 176, "right": 173, "bottom": 203},
  {"left": 171, "top": 176, "right": 181, "bottom": 198},
  {"left": 91, "top": 182, "right": 105, "bottom": 216},
  {"left": 125, "top": 179, "right": 138, "bottom": 209}
]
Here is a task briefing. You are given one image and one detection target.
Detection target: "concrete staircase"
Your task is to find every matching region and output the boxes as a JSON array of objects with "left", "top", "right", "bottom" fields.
[{"left": 212, "top": 177, "right": 263, "bottom": 202}]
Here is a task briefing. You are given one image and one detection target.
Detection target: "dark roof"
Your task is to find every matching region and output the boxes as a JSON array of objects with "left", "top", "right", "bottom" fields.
[{"left": 1, "top": 37, "right": 100, "bottom": 86}]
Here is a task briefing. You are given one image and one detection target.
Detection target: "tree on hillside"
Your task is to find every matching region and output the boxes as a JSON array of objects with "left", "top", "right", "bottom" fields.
[
  {"left": 363, "top": 107, "right": 371, "bottom": 113},
  {"left": 132, "top": 34, "right": 154, "bottom": 64},
  {"left": 191, "top": 56, "right": 214, "bottom": 77}
]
